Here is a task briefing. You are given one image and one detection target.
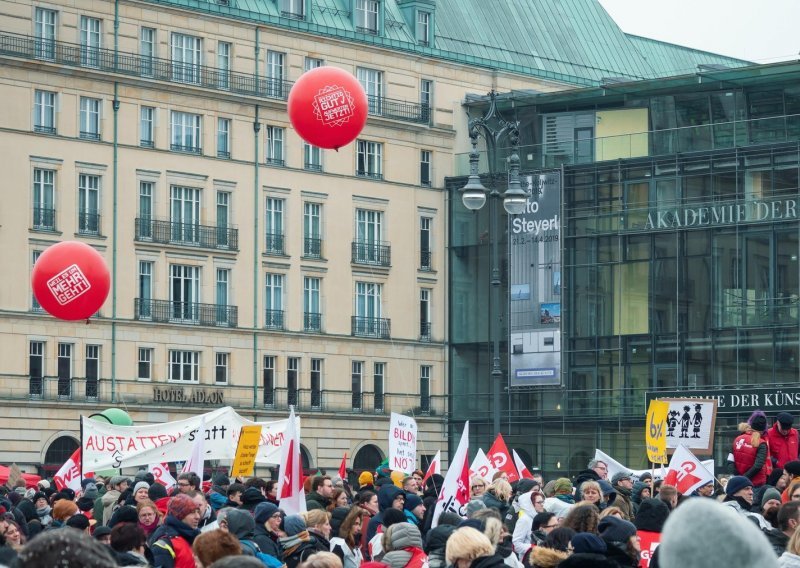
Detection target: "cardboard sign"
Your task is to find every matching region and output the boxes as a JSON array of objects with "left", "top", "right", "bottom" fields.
[
  {"left": 388, "top": 413, "right": 417, "bottom": 474},
  {"left": 662, "top": 398, "right": 718, "bottom": 455},
  {"left": 645, "top": 400, "right": 669, "bottom": 464},
  {"left": 230, "top": 425, "right": 263, "bottom": 477}
]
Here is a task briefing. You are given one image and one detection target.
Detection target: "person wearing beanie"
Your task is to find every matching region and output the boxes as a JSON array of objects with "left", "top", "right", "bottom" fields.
[
  {"left": 543, "top": 478, "right": 574, "bottom": 520},
  {"left": 403, "top": 494, "right": 425, "bottom": 527},
  {"left": 598, "top": 516, "right": 640, "bottom": 567},
  {"left": 733, "top": 409, "right": 773, "bottom": 486},
  {"left": 659, "top": 497, "right": 778, "bottom": 568},
  {"left": 208, "top": 473, "right": 230, "bottom": 512},
  {"left": 769, "top": 412, "right": 799, "bottom": 470},
  {"left": 366, "top": 484, "right": 405, "bottom": 545},
  {"left": 151, "top": 493, "right": 202, "bottom": 568},
  {"left": 359, "top": 471, "right": 376, "bottom": 493},
  {"left": 558, "top": 532, "right": 619, "bottom": 568},
  {"left": 108, "top": 504, "right": 139, "bottom": 528},
  {"left": 131, "top": 481, "right": 150, "bottom": 506},
  {"left": 634, "top": 497, "right": 669, "bottom": 563},
  {"left": 279, "top": 514, "right": 318, "bottom": 568},
  {"left": 722, "top": 475, "right": 768, "bottom": 530},
  {"left": 424, "top": 523, "right": 455, "bottom": 568},
  {"left": 32, "top": 492, "right": 53, "bottom": 528},
  {"left": 65, "top": 513, "right": 91, "bottom": 533},
  {"left": 148, "top": 481, "right": 168, "bottom": 502},
  {"left": 252, "top": 501, "right": 283, "bottom": 559}
]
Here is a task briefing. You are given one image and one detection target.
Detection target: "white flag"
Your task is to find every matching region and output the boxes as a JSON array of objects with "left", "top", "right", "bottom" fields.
[
  {"left": 512, "top": 449, "right": 534, "bottom": 479},
  {"left": 594, "top": 448, "right": 714, "bottom": 481},
  {"left": 422, "top": 450, "right": 441, "bottom": 486},
  {"left": 54, "top": 449, "right": 91, "bottom": 493},
  {"left": 181, "top": 416, "right": 206, "bottom": 480},
  {"left": 432, "top": 421, "right": 470, "bottom": 528},
  {"left": 148, "top": 463, "right": 177, "bottom": 491},
  {"left": 469, "top": 448, "right": 497, "bottom": 481},
  {"left": 278, "top": 409, "right": 306, "bottom": 515},
  {"left": 663, "top": 444, "right": 714, "bottom": 495}
]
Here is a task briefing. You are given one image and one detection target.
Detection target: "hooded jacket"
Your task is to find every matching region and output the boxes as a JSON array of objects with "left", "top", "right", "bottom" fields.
[
  {"left": 101, "top": 489, "right": 121, "bottom": 526},
  {"left": 240, "top": 487, "right": 268, "bottom": 512},
  {"left": 381, "top": 522, "right": 426, "bottom": 568},
  {"left": 151, "top": 514, "right": 201, "bottom": 568},
  {"left": 424, "top": 524, "right": 455, "bottom": 568},
  {"left": 511, "top": 491, "right": 537, "bottom": 556},
  {"left": 529, "top": 546, "right": 569, "bottom": 568},
  {"left": 366, "top": 485, "right": 405, "bottom": 543}
]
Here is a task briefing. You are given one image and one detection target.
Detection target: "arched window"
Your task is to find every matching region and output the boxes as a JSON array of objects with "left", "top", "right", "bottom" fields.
[
  {"left": 300, "top": 444, "right": 312, "bottom": 470},
  {"left": 353, "top": 444, "right": 384, "bottom": 473},
  {"left": 43, "top": 436, "right": 79, "bottom": 474}
]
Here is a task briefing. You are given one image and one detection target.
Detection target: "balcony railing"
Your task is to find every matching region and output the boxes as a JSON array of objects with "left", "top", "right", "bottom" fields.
[
  {"left": 134, "top": 298, "right": 238, "bottom": 327},
  {"left": 266, "top": 157, "right": 286, "bottom": 167},
  {"left": 352, "top": 240, "right": 391, "bottom": 266},
  {"left": 170, "top": 143, "right": 202, "bottom": 154},
  {"left": 265, "top": 233, "right": 285, "bottom": 255},
  {"left": 351, "top": 316, "right": 391, "bottom": 339},
  {"left": 32, "top": 207, "right": 56, "bottom": 231},
  {"left": 419, "top": 321, "right": 432, "bottom": 342},
  {"left": 420, "top": 250, "right": 432, "bottom": 271},
  {"left": 265, "top": 309, "right": 285, "bottom": 330},
  {"left": 304, "top": 162, "right": 323, "bottom": 172},
  {"left": 140, "top": 139, "right": 154, "bottom": 148},
  {"left": 356, "top": 169, "right": 383, "bottom": 180},
  {"left": 28, "top": 376, "right": 101, "bottom": 400},
  {"left": 79, "top": 130, "right": 100, "bottom": 141},
  {"left": 217, "top": 149, "right": 231, "bottom": 159},
  {"left": 78, "top": 211, "right": 101, "bottom": 235},
  {"left": 34, "top": 124, "right": 56, "bottom": 135},
  {"left": 135, "top": 218, "right": 238, "bottom": 250},
  {"left": 366, "top": 94, "right": 430, "bottom": 124},
  {"left": 303, "top": 237, "right": 322, "bottom": 259},
  {"left": 304, "top": 312, "right": 321, "bottom": 332}
]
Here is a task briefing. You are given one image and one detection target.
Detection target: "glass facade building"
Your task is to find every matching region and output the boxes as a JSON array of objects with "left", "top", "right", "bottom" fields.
[{"left": 448, "top": 62, "right": 800, "bottom": 476}]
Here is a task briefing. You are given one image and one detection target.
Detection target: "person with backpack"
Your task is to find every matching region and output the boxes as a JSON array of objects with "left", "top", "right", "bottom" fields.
[
  {"left": 227, "top": 508, "right": 283, "bottom": 568},
  {"left": 151, "top": 494, "right": 202, "bottom": 568}
]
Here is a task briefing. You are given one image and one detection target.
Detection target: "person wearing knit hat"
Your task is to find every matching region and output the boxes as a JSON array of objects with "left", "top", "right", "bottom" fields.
[
  {"left": 660, "top": 497, "right": 778, "bottom": 568},
  {"left": 543, "top": 478, "right": 574, "bottom": 520},
  {"left": 732, "top": 410, "right": 773, "bottom": 487},
  {"left": 770, "top": 411, "right": 799, "bottom": 470},
  {"left": 358, "top": 471, "right": 375, "bottom": 492},
  {"left": 403, "top": 493, "right": 425, "bottom": 525},
  {"left": 251, "top": 501, "right": 283, "bottom": 560},
  {"left": 52, "top": 498, "right": 78, "bottom": 523},
  {"left": 82, "top": 481, "right": 99, "bottom": 502},
  {"left": 558, "top": 532, "right": 621, "bottom": 567},
  {"left": 151, "top": 494, "right": 202, "bottom": 568},
  {"left": 634, "top": 496, "right": 669, "bottom": 562},
  {"left": 132, "top": 481, "right": 150, "bottom": 505},
  {"left": 148, "top": 481, "right": 168, "bottom": 502},
  {"left": 465, "top": 498, "right": 486, "bottom": 518},
  {"left": 599, "top": 516, "right": 640, "bottom": 566}
]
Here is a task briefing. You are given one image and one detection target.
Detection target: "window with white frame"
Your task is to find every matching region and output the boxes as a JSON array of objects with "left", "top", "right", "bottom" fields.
[
  {"left": 310, "top": 358, "right": 322, "bottom": 409},
  {"left": 169, "top": 264, "right": 200, "bottom": 321},
  {"left": 217, "top": 42, "right": 231, "bottom": 89},
  {"left": 169, "top": 350, "right": 200, "bottom": 382},
  {"left": 34, "top": 90, "right": 56, "bottom": 134},
  {"left": 281, "top": 0, "right": 305, "bottom": 19},
  {"left": 79, "top": 97, "right": 101, "bottom": 140},
  {"left": 80, "top": 16, "right": 101, "bottom": 68},
  {"left": 420, "top": 79, "right": 433, "bottom": 124},
  {"left": 32, "top": 168, "right": 55, "bottom": 230},
  {"left": 265, "top": 197, "right": 284, "bottom": 254},
  {"left": 420, "top": 150, "right": 432, "bottom": 187},
  {"left": 287, "top": 357, "right": 299, "bottom": 406},
  {"left": 141, "top": 27, "right": 156, "bottom": 76},
  {"left": 217, "top": 118, "right": 231, "bottom": 158},
  {"left": 417, "top": 11, "right": 431, "bottom": 45},
  {"left": 170, "top": 111, "right": 201, "bottom": 153},
  {"left": 78, "top": 173, "right": 100, "bottom": 235},
  {"left": 356, "top": 140, "right": 382, "bottom": 179},
  {"left": 304, "top": 57, "right": 323, "bottom": 72},
  {"left": 216, "top": 191, "right": 230, "bottom": 247},
  {"left": 138, "top": 347, "right": 153, "bottom": 379},
  {"left": 355, "top": 0, "right": 379, "bottom": 33},
  {"left": 140, "top": 106, "right": 155, "bottom": 147},
  {"left": 266, "top": 126, "right": 284, "bottom": 165},
  {"left": 34, "top": 8, "right": 57, "bottom": 60},
  {"left": 138, "top": 181, "right": 153, "bottom": 239},
  {"left": 267, "top": 51, "right": 285, "bottom": 98},
  {"left": 354, "top": 208, "right": 384, "bottom": 264},
  {"left": 351, "top": 360, "right": 364, "bottom": 410},
  {"left": 354, "top": 281, "right": 384, "bottom": 337},
  {"left": 216, "top": 268, "right": 231, "bottom": 325},
  {"left": 57, "top": 342, "right": 72, "bottom": 382},
  {"left": 215, "top": 352, "right": 229, "bottom": 384},
  {"left": 171, "top": 33, "right": 201, "bottom": 83},
  {"left": 304, "top": 276, "right": 321, "bottom": 331},
  {"left": 86, "top": 345, "right": 100, "bottom": 398},
  {"left": 303, "top": 143, "right": 322, "bottom": 171},
  {"left": 170, "top": 185, "right": 201, "bottom": 243},
  {"left": 303, "top": 202, "right": 322, "bottom": 258},
  {"left": 29, "top": 341, "right": 44, "bottom": 380},
  {"left": 356, "top": 68, "right": 383, "bottom": 114},
  {"left": 420, "top": 365, "right": 431, "bottom": 412},
  {"left": 265, "top": 273, "right": 284, "bottom": 329},
  {"left": 263, "top": 355, "right": 276, "bottom": 406},
  {"left": 374, "top": 362, "right": 385, "bottom": 412},
  {"left": 138, "top": 260, "right": 153, "bottom": 318}
]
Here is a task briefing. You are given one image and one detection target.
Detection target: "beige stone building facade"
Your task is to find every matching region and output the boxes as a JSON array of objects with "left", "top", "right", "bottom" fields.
[{"left": 0, "top": 0, "right": 566, "bottom": 476}]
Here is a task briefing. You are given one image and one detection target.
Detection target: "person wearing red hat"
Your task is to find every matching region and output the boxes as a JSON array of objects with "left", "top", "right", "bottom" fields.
[{"left": 151, "top": 494, "right": 201, "bottom": 568}]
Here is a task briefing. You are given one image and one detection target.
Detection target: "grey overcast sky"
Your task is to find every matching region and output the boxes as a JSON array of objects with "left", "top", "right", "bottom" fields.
[{"left": 598, "top": 0, "right": 800, "bottom": 64}]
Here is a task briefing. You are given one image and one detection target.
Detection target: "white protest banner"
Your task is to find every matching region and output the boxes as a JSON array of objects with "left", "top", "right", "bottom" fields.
[
  {"left": 432, "top": 421, "right": 469, "bottom": 528},
  {"left": 594, "top": 449, "right": 714, "bottom": 481},
  {"left": 663, "top": 444, "right": 714, "bottom": 495},
  {"left": 54, "top": 448, "right": 91, "bottom": 492},
  {"left": 469, "top": 448, "right": 497, "bottom": 481},
  {"left": 82, "top": 406, "right": 298, "bottom": 471},
  {"left": 148, "top": 463, "right": 176, "bottom": 490},
  {"left": 388, "top": 412, "right": 417, "bottom": 474}
]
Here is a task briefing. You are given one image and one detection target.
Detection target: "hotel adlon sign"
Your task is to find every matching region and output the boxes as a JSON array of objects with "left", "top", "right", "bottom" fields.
[{"left": 641, "top": 196, "right": 798, "bottom": 231}]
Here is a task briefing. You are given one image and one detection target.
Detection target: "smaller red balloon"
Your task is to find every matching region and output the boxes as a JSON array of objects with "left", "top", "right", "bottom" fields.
[
  {"left": 32, "top": 241, "right": 111, "bottom": 321},
  {"left": 288, "top": 66, "right": 369, "bottom": 150}
]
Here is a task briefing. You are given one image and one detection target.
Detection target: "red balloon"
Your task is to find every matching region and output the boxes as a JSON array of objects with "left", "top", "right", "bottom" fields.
[
  {"left": 288, "top": 66, "right": 369, "bottom": 150},
  {"left": 32, "top": 241, "right": 110, "bottom": 321}
]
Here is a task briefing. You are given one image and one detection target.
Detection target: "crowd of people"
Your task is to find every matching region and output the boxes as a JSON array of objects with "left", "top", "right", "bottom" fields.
[{"left": 0, "top": 409, "right": 799, "bottom": 567}]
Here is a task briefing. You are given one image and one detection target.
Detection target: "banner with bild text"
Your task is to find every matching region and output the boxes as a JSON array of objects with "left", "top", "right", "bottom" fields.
[{"left": 82, "top": 406, "right": 297, "bottom": 471}]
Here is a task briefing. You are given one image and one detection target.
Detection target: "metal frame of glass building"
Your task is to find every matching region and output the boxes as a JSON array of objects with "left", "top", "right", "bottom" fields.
[{"left": 448, "top": 61, "right": 800, "bottom": 476}]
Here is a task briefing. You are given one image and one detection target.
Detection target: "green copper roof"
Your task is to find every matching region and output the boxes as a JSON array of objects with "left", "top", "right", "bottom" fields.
[{"left": 145, "top": 0, "right": 751, "bottom": 86}]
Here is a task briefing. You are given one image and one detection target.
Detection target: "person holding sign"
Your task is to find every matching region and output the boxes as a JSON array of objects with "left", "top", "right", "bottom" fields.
[{"left": 733, "top": 411, "right": 773, "bottom": 487}]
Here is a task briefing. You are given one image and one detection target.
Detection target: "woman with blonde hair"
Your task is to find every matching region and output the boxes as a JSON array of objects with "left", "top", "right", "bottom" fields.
[
  {"left": 778, "top": 525, "right": 800, "bottom": 567},
  {"left": 471, "top": 477, "right": 488, "bottom": 498},
  {"left": 578, "top": 481, "right": 603, "bottom": 510},
  {"left": 482, "top": 479, "right": 512, "bottom": 520},
  {"left": 446, "top": 527, "right": 505, "bottom": 568},
  {"left": 136, "top": 499, "right": 162, "bottom": 538},
  {"left": 303, "top": 509, "right": 333, "bottom": 553},
  {"left": 731, "top": 410, "right": 772, "bottom": 486}
]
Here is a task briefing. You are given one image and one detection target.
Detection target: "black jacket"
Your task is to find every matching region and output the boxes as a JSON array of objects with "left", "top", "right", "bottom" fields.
[
  {"left": 469, "top": 554, "right": 507, "bottom": 568},
  {"left": 253, "top": 523, "right": 283, "bottom": 559}
]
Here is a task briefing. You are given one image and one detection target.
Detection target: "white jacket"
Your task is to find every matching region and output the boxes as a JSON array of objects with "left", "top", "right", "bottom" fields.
[
  {"left": 330, "top": 536, "right": 363, "bottom": 568},
  {"left": 779, "top": 552, "right": 800, "bottom": 568},
  {"left": 512, "top": 491, "right": 536, "bottom": 557}
]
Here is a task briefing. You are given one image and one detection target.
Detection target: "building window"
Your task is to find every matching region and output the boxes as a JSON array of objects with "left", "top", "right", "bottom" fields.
[
  {"left": 140, "top": 27, "right": 156, "bottom": 76},
  {"left": 263, "top": 355, "right": 275, "bottom": 407},
  {"left": 356, "top": 140, "right": 383, "bottom": 179},
  {"left": 416, "top": 11, "right": 430, "bottom": 45},
  {"left": 281, "top": 0, "right": 305, "bottom": 18},
  {"left": 266, "top": 126, "right": 285, "bottom": 166},
  {"left": 354, "top": 208, "right": 386, "bottom": 264},
  {"left": 138, "top": 347, "right": 153, "bottom": 380},
  {"left": 78, "top": 173, "right": 100, "bottom": 235},
  {"left": 420, "top": 150, "right": 432, "bottom": 187},
  {"left": 420, "top": 288, "right": 431, "bottom": 341},
  {"left": 355, "top": 0, "right": 379, "bottom": 34},
  {"left": 170, "top": 185, "right": 201, "bottom": 243},
  {"left": 138, "top": 181, "right": 153, "bottom": 239},
  {"left": 171, "top": 33, "right": 201, "bottom": 84},
  {"left": 32, "top": 250, "right": 43, "bottom": 310},
  {"left": 374, "top": 362, "right": 385, "bottom": 412},
  {"left": 287, "top": 357, "right": 299, "bottom": 407},
  {"left": 421, "top": 79, "right": 433, "bottom": 122},
  {"left": 137, "top": 261, "right": 153, "bottom": 318},
  {"left": 216, "top": 191, "right": 231, "bottom": 247},
  {"left": 34, "top": 8, "right": 57, "bottom": 60},
  {"left": 310, "top": 358, "right": 322, "bottom": 409},
  {"left": 217, "top": 41, "right": 231, "bottom": 90},
  {"left": 170, "top": 111, "right": 202, "bottom": 153},
  {"left": 57, "top": 342, "right": 73, "bottom": 397},
  {"left": 420, "top": 365, "right": 431, "bottom": 412},
  {"left": 304, "top": 143, "right": 322, "bottom": 171},
  {"left": 85, "top": 345, "right": 100, "bottom": 399},
  {"left": 34, "top": 90, "right": 56, "bottom": 134},
  {"left": 169, "top": 264, "right": 200, "bottom": 322},
  {"left": 29, "top": 341, "right": 44, "bottom": 396},
  {"left": 304, "top": 57, "right": 323, "bottom": 71},
  {"left": 356, "top": 68, "right": 383, "bottom": 114},
  {"left": 303, "top": 202, "right": 322, "bottom": 258},
  {"left": 304, "top": 276, "right": 321, "bottom": 332},
  {"left": 140, "top": 106, "right": 155, "bottom": 147},
  {"left": 216, "top": 268, "right": 230, "bottom": 326},
  {"left": 352, "top": 360, "right": 363, "bottom": 410},
  {"left": 79, "top": 16, "right": 101, "bottom": 68},
  {"left": 169, "top": 350, "right": 200, "bottom": 382},
  {"left": 217, "top": 118, "right": 231, "bottom": 159},
  {"left": 420, "top": 216, "right": 432, "bottom": 270},
  {"left": 79, "top": 97, "right": 101, "bottom": 140},
  {"left": 265, "top": 273, "right": 284, "bottom": 329},
  {"left": 215, "top": 352, "right": 229, "bottom": 384},
  {"left": 354, "top": 281, "right": 385, "bottom": 337},
  {"left": 267, "top": 51, "right": 285, "bottom": 98},
  {"left": 32, "top": 168, "right": 55, "bottom": 230},
  {"left": 265, "top": 197, "right": 285, "bottom": 254}
]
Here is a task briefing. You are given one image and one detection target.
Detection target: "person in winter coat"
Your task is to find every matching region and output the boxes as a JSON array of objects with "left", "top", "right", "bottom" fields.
[
  {"left": 446, "top": 527, "right": 506, "bottom": 568},
  {"left": 227, "top": 508, "right": 268, "bottom": 559},
  {"left": 504, "top": 479, "right": 540, "bottom": 534},
  {"left": 330, "top": 506, "right": 364, "bottom": 568},
  {"left": 558, "top": 532, "right": 619, "bottom": 568},
  {"left": 779, "top": 527, "right": 800, "bottom": 568},
  {"left": 102, "top": 476, "right": 130, "bottom": 526},
  {"left": 252, "top": 501, "right": 284, "bottom": 559},
  {"left": 425, "top": 524, "right": 455, "bottom": 568},
  {"left": 355, "top": 490, "right": 379, "bottom": 559},
  {"left": 305, "top": 509, "right": 333, "bottom": 554},
  {"left": 542, "top": 478, "right": 574, "bottom": 520},
  {"left": 511, "top": 491, "right": 539, "bottom": 556},
  {"left": 634, "top": 497, "right": 669, "bottom": 564},
  {"left": 482, "top": 480, "right": 512, "bottom": 522},
  {"left": 630, "top": 482, "right": 650, "bottom": 518},
  {"left": 151, "top": 493, "right": 202, "bottom": 568},
  {"left": 110, "top": 522, "right": 150, "bottom": 566},
  {"left": 240, "top": 486, "right": 268, "bottom": 514},
  {"left": 770, "top": 413, "right": 800, "bottom": 470},
  {"left": 280, "top": 514, "right": 319, "bottom": 568},
  {"left": 598, "top": 516, "right": 639, "bottom": 567},
  {"left": 15, "top": 526, "right": 119, "bottom": 568},
  {"left": 733, "top": 410, "right": 773, "bottom": 486},
  {"left": 610, "top": 472, "right": 634, "bottom": 520},
  {"left": 366, "top": 484, "right": 406, "bottom": 544},
  {"left": 208, "top": 474, "right": 231, "bottom": 512},
  {"left": 524, "top": 528, "right": 573, "bottom": 568},
  {"left": 381, "top": 519, "right": 428, "bottom": 568}
]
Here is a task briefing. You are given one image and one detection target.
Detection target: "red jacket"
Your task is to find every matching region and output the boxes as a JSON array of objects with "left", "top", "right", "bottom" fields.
[
  {"left": 767, "top": 423, "right": 799, "bottom": 469},
  {"left": 733, "top": 432, "right": 772, "bottom": 486}
]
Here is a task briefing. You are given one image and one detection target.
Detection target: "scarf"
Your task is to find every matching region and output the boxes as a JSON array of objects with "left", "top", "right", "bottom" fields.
[
  {"left": 139, "top": 515, "right": 160, "bottom": 536},
  {"left": 555, "top": 494, "right": 575, "bottom": 504},
  {"left": 36, "top": 505, "right": 52, "bottom": 517},
  {"left": 280, "top": 530, "right": 312, "bottom": 558}
]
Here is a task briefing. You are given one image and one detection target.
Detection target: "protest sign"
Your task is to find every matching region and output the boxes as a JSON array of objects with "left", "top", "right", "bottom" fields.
[
  {"left": 230, "top": 425, "right": 263, "bottom": 478},
  {"left": 660, "top": 399, "right": 717, "bottom": 455},
  {"left": 388, "top": 412, "right": 417, "bottom": 474},
  {"left": 646, "top": 400, "right": 669, "bottom": 464}
]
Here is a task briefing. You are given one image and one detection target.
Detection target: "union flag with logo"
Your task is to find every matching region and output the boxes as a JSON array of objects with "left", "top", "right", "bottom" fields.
[{"left": 663, "top": 444, "right": 714, "bottom": 495}]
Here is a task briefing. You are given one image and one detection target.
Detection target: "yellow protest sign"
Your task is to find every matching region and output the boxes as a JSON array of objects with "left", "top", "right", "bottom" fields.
[
  {"left": 645, "top": 400, "right": 669, "bottom": 464},
  {"left": 230, "top": 425, "right": 263, "bottom": 478}
]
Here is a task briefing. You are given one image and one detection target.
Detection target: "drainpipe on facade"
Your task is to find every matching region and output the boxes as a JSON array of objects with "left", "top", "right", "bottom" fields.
[
  {"left": 253, "top": 27, "right": 261, "bottom": 408},
  {"left": 111, "top": 82, "right": 119, "bottom": 403}
]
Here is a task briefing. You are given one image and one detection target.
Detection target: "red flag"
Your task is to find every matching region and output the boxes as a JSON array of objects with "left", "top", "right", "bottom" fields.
[
  {"left": 422, "top": 450, "right": 441, "bottom": 485},
  {"left": 338, "top": 453, "right": 347, "bottom": 481},
  {"left": 432, "top": 422, "right": 470, "bottom": 528},
  {"left": 512, "top": 449, "right": 534, "bottom": 479},
  {"left": 663, "top": 444, "right": 713, "bottom": 495},
  {"left": 487, "top": 434, "right": 519, "bottom": 483},
  {"left": 54, "top": 448, "right": 92, "bottom": 492},
  {"left": 278, "top": 409, "right": 306, "bottom": 515}
]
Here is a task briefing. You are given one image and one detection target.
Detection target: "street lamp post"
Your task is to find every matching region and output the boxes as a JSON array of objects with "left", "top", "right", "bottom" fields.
[{"left": 460, "top": 91, "right": 528, "bottom": 437}]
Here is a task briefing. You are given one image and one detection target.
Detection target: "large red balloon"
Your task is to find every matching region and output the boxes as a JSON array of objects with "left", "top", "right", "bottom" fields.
[
  {"left": 32, "top": 241, "right": 110, "bottom": 321},
  {"left": 288, "top": 66, "right": 369, "bottom": 150}
]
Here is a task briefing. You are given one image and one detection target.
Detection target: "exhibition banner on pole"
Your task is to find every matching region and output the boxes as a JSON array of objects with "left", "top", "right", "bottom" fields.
[{"left": 388, "top": 412, "right": 417, "bottom": 474}]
